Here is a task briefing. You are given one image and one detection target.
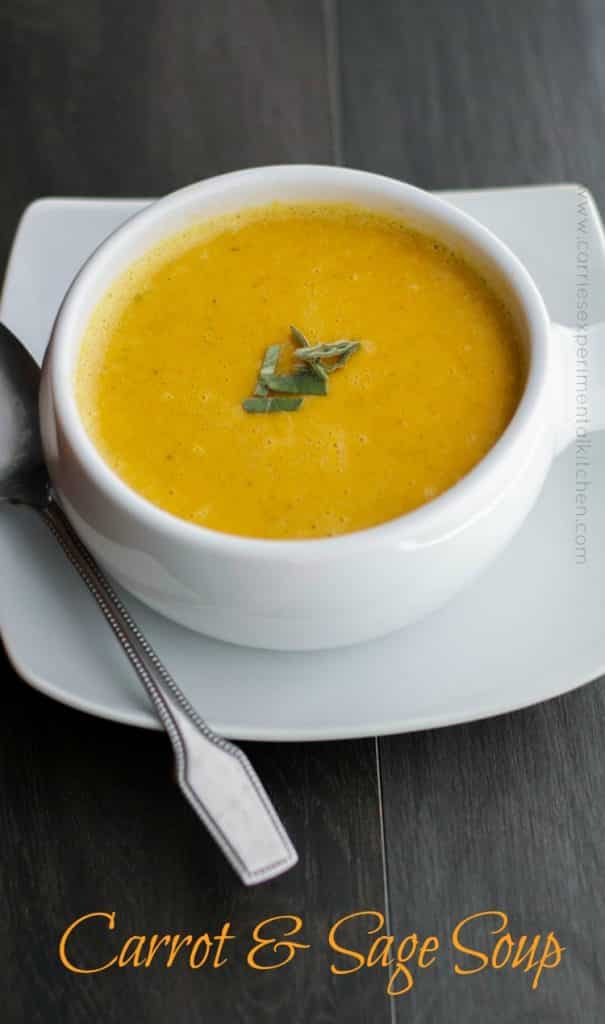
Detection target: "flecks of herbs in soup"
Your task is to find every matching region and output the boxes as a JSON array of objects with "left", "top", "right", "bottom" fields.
[{"left": 76, "top": 204, "right": 524, "bottom": 539}]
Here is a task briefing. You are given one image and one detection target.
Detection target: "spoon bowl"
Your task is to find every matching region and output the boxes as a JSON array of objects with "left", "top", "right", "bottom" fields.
[{"left": 0, "top": 323, "right": 47, "bottom": 506}]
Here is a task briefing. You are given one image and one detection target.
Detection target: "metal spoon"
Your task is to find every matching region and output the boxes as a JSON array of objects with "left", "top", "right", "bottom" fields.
[{"left": 0, "top": 321, "right": 297, "bottom": 885}]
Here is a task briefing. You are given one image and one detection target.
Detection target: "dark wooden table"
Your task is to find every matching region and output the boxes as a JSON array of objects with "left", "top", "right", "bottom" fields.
[{"left": 2, "top": 2, "right": 605, "bottom": 1020}]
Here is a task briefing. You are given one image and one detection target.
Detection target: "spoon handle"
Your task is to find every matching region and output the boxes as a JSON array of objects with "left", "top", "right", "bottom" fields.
[{"left": 40, "top": 499, "right": 298, "bottom": 886}]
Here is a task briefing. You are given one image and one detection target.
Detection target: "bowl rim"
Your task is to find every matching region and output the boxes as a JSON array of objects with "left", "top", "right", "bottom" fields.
[{"left": 45, "top": 164, "right": 553, "bottom": 557}]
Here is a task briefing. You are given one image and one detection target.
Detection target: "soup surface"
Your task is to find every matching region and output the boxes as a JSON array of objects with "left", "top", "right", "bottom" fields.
[{"left": 76, "top": 203, "right": 524, "bottom": 539}]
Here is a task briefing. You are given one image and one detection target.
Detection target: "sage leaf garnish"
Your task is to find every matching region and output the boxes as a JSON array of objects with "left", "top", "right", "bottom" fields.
[
  {"left": 296, "top": 340, "right": 361, "bottom": 367},
  {"left": 290, "top": 324, "right": 328, "bottom": 381},
  {"left": 290, "top": 324, "right": 311, "bottom": 349},
  {"left": 242, "top": 328, "right": 362, "bottom": 413},
  {"left": 330, "top": 343, "right": 362, "bottom": 372},
  {"left": 308, "top": 360, "right": 328, "bottom": 381},
  {"left": 263, "top": 373, "right": 328, "bottom": 395},
  {"left": 243, "top": 396, "right": 303, "bottom": 413},
  {"left": 254, "top": 343, "right": 281, "bottom": 395}
]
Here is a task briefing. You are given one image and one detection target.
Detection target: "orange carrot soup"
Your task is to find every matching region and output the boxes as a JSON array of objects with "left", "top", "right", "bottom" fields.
[{"left": 76, "top": 203, "right": 524, "bottom": 539}]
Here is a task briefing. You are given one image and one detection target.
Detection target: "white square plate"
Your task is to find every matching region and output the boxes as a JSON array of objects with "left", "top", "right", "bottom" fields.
[{"left": 1, "top": 186, "right": 604, "bottom": 740}]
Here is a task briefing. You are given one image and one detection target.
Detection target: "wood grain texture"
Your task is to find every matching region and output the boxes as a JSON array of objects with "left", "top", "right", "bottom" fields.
[
  {"left": 0, "top": 2, "right": 389, "bottom": 1022},
  {"left": 339, "top": 0, "right": 605, "bottom": 207},
  {"left": 376, "top": 697, "right": 605, "bottom": 1021},
  {"left": 4, "top": 0, "right": 605, "bottom": 1020},
  {"left": 0, "top": 0, "right": 333, "bottom": 269},
  {"left": 339, "top": 1, "right": 605, "bottom": 1019},
  {"left": 1, "top": 672, "right": 389, "bottom": 1022}
]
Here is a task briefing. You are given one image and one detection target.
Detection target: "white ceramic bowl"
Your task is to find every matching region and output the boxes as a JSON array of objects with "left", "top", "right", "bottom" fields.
[{"left": 39, "top": 166, "right": 604, "bottom": 650}]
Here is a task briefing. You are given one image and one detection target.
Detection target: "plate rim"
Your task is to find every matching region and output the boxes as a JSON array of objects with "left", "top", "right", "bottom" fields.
[
  {"left": 3, "top": 617, "right": 604, "bottom": 739},
  {"left": 2, "top": 185, "right": 604, "bottom": 740}
]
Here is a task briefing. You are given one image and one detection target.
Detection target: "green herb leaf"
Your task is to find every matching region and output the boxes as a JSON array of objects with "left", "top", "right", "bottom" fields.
[
  {"left": 254, "top": 343, "right": 282, "bottom": 396},
  {"left": 296, "top": 340, "right": 361, "bottom": 364},
  {"left": 290, "top": 324, "right": 327, "bottom": 380},
  {"left": 242, "top": 396, "right": 303, "bottom": 413},
  {"left": 293, "top": 361, "right": 328, "bottom": 381},
  {"left": 242, "top": 330, "right": 362, "bottom": 413},
  {"left": 290, "top": 324, "right": 311, "bottom": 349},
  {"left": 327, "top": 344, "right": 362, "bottom": 372},
  {"left": 309, "top": 360, "right": 328, "bottom": 381},
  {"left": 263, "top": 372, "right": 328, "bottom": 395}
]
